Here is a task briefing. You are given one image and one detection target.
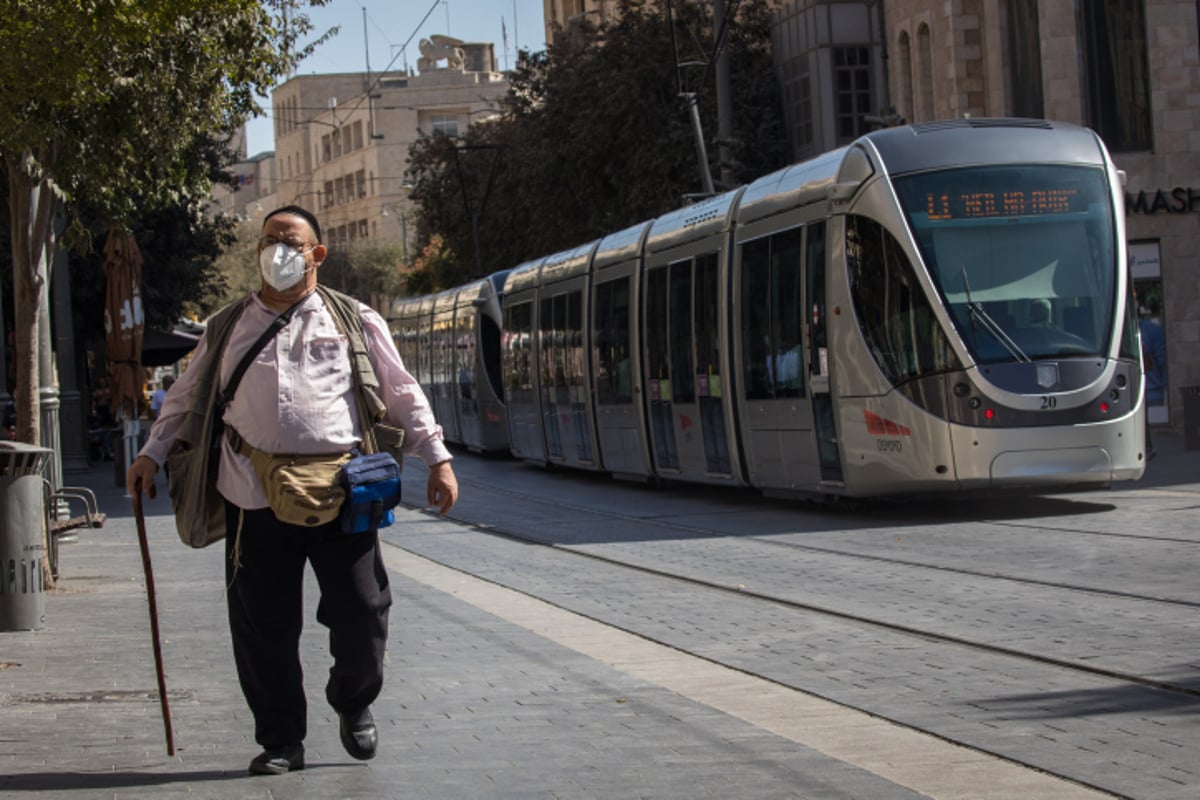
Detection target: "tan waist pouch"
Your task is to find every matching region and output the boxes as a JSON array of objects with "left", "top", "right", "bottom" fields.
[{"left": 231, "top": 428, "right": 351, "bottom": 527}]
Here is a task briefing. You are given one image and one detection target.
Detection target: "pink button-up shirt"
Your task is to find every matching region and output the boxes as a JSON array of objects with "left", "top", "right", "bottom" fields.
[{"left": 139, "top": 290, "right": 451, "bottom": 510}]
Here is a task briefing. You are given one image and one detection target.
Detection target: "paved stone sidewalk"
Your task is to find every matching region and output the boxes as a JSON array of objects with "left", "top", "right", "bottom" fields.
[{"left": 1, "top": 466, "right": 935, "bottom": 800}]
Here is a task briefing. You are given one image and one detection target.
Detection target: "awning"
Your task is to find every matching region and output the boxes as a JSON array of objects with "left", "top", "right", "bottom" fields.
[{"left": 141, "top": 329, "right": 200, "bottom": 367}]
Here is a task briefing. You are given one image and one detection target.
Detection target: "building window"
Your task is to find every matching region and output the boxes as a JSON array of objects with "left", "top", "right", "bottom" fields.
[
  {"left": 781, "top": 55, "right": 813, "bottom": 159},
  {"left": 1007, "top": 0, "right": 1044, "bottom": 118},
  {"left": 431, "top": 115, "right": 459, "bottom": 137},
  {"left": 321, "top": 134, "right": 332, "bottom": 163},
  {"left": 897, "top": 31, "right": 913, "bottom": 123},
  {"left": 1081, "top": 0, "right": 1151, "bottom": 151},
  {"left": 916, "top": 24, "right": 934, "bottom": 122},
  {"left": 353, "top": 121, "right": 364, "bottom": 150},
  {"left": 834, "top": 47, "right": 872, "bottom": 143}
]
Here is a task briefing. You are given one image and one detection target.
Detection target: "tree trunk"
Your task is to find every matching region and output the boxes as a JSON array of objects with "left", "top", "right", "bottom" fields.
[
  {"left": 6, "top": 152, "right": 55, "bottom": 589},
  {"left": 5, "top": 152, "right": 53, "bottom": 447}
]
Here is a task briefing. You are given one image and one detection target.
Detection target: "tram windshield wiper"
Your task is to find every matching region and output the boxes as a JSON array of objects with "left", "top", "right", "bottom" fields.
[{"left": 960, "top": 268, "right": 1031, "bottom": 363}]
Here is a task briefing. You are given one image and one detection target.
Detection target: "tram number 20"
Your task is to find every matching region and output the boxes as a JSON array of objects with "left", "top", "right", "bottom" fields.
[
  {"left": 1041, "top": 396, "right": 1058, "bottom": 409},
  {"left": 877, "top": 439, "right": 903, "bottom": 453}
]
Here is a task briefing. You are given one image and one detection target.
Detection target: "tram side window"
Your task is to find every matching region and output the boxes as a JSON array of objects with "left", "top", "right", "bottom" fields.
[
  {"left": 646, "top": 268, "right": 670, "bottom": 387},
  {"left": 742, "top": 238, "right": 772, "bottom": 399},
  {"left": 807, "top": 222, "right": 827, "bottom": 376},
  {"left": 542, "top": 297, "right": 564, "bottom": 391},
  {"left": 740, "top": 227, "right": 806, "bottom": 400},
  {"left": 566, "top": 290, "right": 584, "bottom": 392},
  {"left": 437, "top": 316, "right": 455, "bottom": 391},
  {"left": 773, "top": 230, "right": 805, "bottom": 397},
  {"left": 595, "top": 278, "right": 633, "bottom": 405},
  {"left": 694, "top": 253, "right": 722, "bottom": 397},
  {"left": 846, "top": 215, "right": 960, "bottom": 385},
  {"left": 503, "top": 302, "right": 533, "bottom": 392},
  {"left": 480, "top": 314, "right": 504, "bottom": 399},
  {"left": 669, "top": 260, "right": 695, "bottom": 403},
  {"left": 456, "top": 310, "right": 475, "bottom": 401}
]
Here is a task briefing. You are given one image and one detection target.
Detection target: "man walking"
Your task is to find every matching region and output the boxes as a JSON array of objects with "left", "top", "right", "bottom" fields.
[{"left": 126, "top": 205, "right": 457, "bottom": 775}]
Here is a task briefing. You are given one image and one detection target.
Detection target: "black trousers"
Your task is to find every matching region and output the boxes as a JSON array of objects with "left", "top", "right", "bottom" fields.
[{"left": 223, "top": 502, "right": 392, "bottom": 748}]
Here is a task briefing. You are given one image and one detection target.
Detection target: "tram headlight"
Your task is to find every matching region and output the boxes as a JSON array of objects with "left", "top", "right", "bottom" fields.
[
  {"left": 1110, "top": 389, "right": 1121, "bottom": 401},
  {"left": 968, "top": 397, "right": 981, "bottom": 409},
  {"left": 1116, "top": 374, "right": 1127, "bottom": 389},
  {"left": 1100, "top": 401, "right": 1110, "bottom": 413},
  {"left": 953, "top": 382, "right": 970, "bottom": 397}
]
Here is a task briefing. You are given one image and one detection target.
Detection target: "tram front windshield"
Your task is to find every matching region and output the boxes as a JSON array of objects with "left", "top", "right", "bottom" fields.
[{"left": 894, "top": 164, "right": 1115, "bottom": 364}]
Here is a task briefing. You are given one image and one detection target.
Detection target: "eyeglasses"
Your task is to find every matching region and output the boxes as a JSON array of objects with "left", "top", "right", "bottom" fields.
[{"left": 258, "top": 235, "right": 317, "bottom": 252}]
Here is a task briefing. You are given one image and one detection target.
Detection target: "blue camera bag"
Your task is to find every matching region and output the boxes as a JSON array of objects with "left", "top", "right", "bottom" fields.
[{"left": 340, "top": 452, "right": 401, "bottom": 534}]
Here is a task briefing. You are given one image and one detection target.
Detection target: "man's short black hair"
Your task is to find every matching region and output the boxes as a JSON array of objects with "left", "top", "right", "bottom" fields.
[{"left": 263, "top": 204, "right": 322, "bottom": 243}]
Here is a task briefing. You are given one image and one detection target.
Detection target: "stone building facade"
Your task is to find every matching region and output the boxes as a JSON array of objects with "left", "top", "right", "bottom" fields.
[{"left": 268, "top": 42, "right": 508, "bottom": 261}]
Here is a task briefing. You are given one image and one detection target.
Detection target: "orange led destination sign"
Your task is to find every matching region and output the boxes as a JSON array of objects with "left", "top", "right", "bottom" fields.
[{"left": 925, "top": 188, "right": 1080, "bottom": 220}]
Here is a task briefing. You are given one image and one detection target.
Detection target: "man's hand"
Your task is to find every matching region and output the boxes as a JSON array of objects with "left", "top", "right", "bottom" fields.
[
  {"left": 426, "top": 460, "right": 458, "bottom": 515},
  {"left": 126, "top": 455, "right": 160, "bottom": 499}
]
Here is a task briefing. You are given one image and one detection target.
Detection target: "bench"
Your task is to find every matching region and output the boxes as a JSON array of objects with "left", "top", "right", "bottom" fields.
[{"left": 43, "top": 483, "right": 106, "bottom": 579}]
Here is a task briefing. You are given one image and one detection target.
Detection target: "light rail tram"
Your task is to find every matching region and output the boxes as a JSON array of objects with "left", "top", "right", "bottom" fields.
[{"left": 390, "top": 119, "right": 1148, "bottom": 498}]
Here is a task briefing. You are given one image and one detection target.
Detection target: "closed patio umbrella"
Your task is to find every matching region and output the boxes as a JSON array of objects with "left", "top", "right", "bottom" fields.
[{"left": 102, "top": 229, "right": 144, "bottom": 468}]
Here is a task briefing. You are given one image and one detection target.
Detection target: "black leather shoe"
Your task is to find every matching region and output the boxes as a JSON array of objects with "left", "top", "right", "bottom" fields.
[
  {"left": 248, "top": 744, "right": 305, "bottom": 775},
  {"left": 339, "top": 707, "right": 378, "bottom": 760}
]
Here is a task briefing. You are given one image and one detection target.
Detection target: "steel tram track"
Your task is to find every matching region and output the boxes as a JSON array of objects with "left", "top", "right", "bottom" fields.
[{"left": 408, "top": 471, "right": 1200, "bottom": 703}]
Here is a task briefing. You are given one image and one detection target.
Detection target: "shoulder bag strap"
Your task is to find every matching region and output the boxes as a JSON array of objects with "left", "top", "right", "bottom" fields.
[
  {"left": 315, "top": 286, "right": 383, "bottom": 454},
  {"left": 216, "top": 295, "right": 308, "bottom": 411}
]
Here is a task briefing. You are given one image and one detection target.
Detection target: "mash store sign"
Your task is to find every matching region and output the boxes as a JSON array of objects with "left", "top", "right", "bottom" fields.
[{"left": 1125, "top": 187, "right": 1200, "bottom": 214}]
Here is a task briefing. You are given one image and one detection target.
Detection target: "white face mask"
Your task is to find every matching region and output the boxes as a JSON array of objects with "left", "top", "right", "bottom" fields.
[{"left": 259, "top": 242, "right": 312, "bottom": 291}]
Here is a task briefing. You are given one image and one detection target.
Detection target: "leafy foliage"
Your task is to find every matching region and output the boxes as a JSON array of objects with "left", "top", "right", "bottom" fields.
[
  {"left": 404, "top": 0, "right": 787, "bottom": 290},
  {"left": 0, "top": 0, "right": 332, "bottom": 442},
  {"left": 1, "top": 0, "right": 332, "bottom": 231},
  {"left": 319, "top": 238, "right": 408, "bottom": 308}
]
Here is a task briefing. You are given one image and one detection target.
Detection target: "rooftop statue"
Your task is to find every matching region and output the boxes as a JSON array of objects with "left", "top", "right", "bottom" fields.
[{"left": 418, "top": 35, "right": 466, "bottom": 73}]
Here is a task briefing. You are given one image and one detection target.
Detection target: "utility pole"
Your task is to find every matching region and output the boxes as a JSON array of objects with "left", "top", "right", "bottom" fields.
[{"left": 713, "top": 0, "right": 735, "bottom": 189}]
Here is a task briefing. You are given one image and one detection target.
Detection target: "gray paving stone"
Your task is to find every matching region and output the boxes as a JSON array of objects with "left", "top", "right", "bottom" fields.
[{"left": 2, "top": 463, "right": 935, "bottom": 800}]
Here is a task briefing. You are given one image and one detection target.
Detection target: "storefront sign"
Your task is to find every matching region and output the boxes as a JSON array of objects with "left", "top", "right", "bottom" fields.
[
  {"left": 1125, "top": 187, "right": 1200, "bottom": 214},
  {"left": 1128, "top": 241, "right": 1161, "bottom": 280}
]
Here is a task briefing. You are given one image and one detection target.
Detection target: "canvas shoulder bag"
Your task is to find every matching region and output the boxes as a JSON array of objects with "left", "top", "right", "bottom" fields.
[
  {"left": 166, "top": 300, "right": 246, "bottom": 548},
  {"left": 166, "top": 296, "right": 306, "bottom": 547}
]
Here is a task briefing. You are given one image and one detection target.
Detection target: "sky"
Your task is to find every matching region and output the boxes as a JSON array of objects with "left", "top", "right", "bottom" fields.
[{"left": 245, "top": 0, "right": 547, "bottom": 155}]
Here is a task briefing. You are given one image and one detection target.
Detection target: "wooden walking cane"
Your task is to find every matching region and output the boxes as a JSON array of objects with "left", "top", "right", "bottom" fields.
[{"left": 132, "top": 483, "right": 175, "bottom": 756}]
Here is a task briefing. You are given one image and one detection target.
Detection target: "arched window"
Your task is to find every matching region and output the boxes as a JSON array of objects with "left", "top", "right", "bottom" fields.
[
  {"left": 917, "top": 24, "right": 934, "bottom": 122},
  {"left": 897, "top": 31, "right": 913, "bottom": 124}
]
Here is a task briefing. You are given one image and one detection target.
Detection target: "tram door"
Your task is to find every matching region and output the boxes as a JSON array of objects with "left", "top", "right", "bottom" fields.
[
  {"left": 593, "top": 269, "right": 650, "bottom": 478},
  {"left": 502, "top": 298, "right": 546, "bottom": 462},
  {"left": 737, "top": 222, "right": 845, "bottom": 490},
  {"left": 538, "top": 287, "right": 595, "bottom": 468},
  {"left": 643, "top": 254, "right": 733, "bottom": 480}
]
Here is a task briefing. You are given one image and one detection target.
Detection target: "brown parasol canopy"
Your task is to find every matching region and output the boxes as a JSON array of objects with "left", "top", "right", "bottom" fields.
[{"left": 102, "top": 230, "right": 144, "bottom": 419}]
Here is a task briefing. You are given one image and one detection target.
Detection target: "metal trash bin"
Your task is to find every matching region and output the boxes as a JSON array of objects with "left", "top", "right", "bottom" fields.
[
  {"left": 0, "top": 442, "right": 53, "bottom": 631},
  {"left": 1183, "top": 386, "right": 1200, "bottom": 452}
]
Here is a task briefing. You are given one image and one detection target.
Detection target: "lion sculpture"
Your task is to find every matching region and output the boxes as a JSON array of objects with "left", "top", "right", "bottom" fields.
[{"left": 417, "top": 35, "right": 466, "bottom": 72}]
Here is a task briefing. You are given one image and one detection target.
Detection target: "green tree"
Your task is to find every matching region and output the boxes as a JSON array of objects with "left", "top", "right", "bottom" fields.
[
  {"left": 404, "top": 0, "right": 787, "bottom": 290},
  {"left": 320, "top": 238, "right": 407, "bottom": 313},
  {"left": 212, "top": 219, "right": 263, "bottom": 309},
  {"left": 0, "top": 0, "right": 330, "bottom": 443}
]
